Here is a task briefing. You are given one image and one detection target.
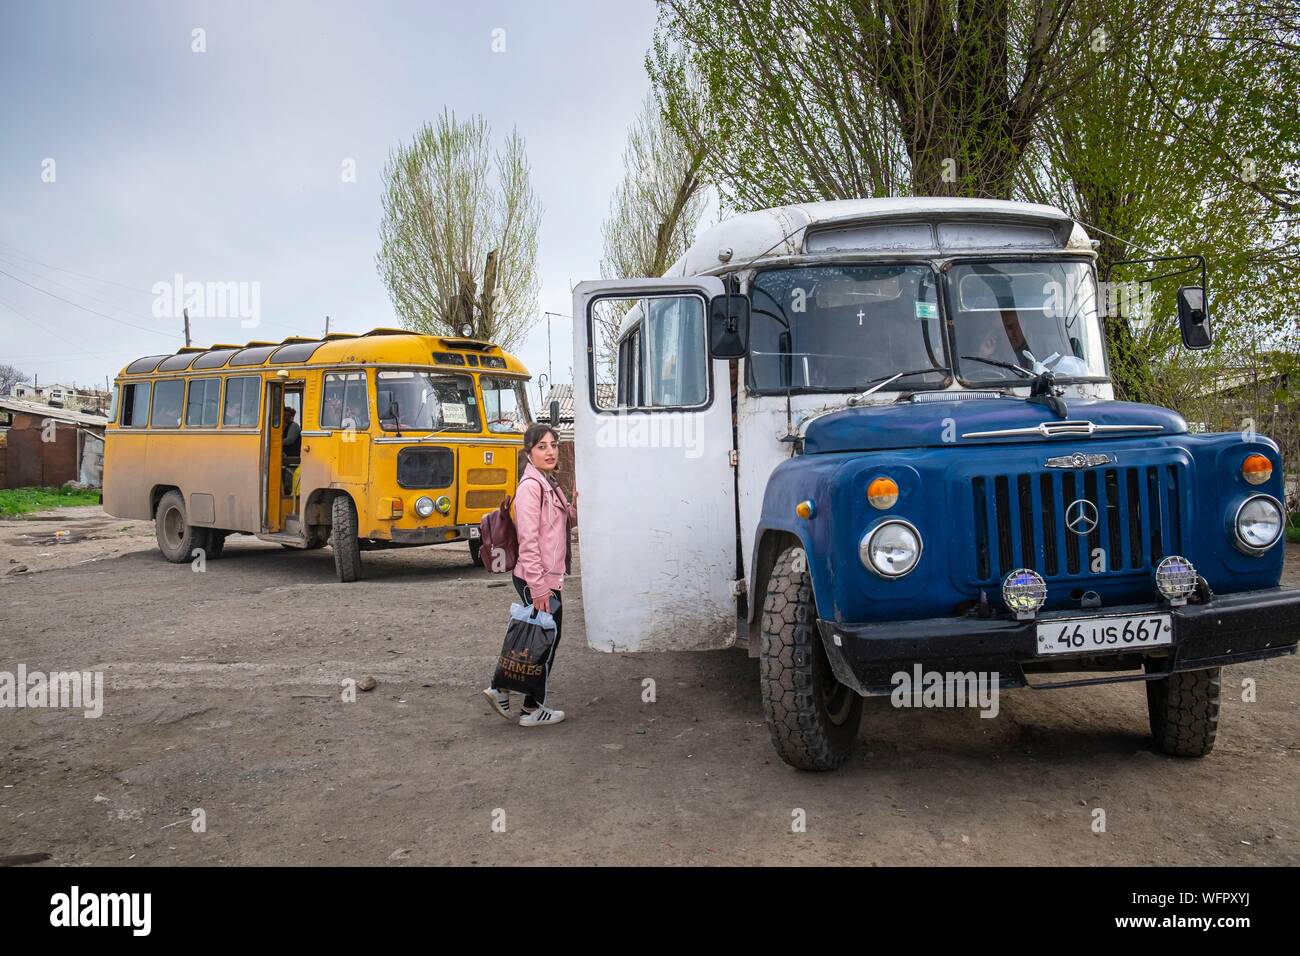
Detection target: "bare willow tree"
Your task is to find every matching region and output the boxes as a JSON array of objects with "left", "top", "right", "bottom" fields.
[
  {"left": 596, "top": 89, "right": 710, "bottom": 364},
  {"left": 601, "top": 93, "right": 709, "bottom": 279},
  {"left": 377, "top": 110, "right": 542, "bottom": 350}
]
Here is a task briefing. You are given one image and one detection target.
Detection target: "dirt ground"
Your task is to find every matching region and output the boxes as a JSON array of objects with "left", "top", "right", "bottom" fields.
[{"left": 1, "top": 505, "right": 1297, "bottom": 866}]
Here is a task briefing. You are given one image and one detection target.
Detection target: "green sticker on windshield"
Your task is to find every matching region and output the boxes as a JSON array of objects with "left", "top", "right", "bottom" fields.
[{"left": 915, "top": 302, "right": 938, "bottom": 319}]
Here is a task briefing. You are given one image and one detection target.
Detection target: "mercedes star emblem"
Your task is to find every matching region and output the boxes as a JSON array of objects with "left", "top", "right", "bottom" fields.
[{"left": 1065, "top": 498, "right": 1099, "bottom": 535}]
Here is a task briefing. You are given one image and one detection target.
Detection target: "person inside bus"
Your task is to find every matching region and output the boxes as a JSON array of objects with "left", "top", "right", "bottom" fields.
[
  {"left": 482, "top": 423, "right": 578, "bottom": 728},
  {"left": 282, "top": 407, "right": 301, "bottom": 457}
]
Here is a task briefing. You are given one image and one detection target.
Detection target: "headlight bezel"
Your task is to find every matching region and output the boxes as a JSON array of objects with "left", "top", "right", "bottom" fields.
[
  {"left": 1233, "top": 494, "right": 1284, "bottom": 556},
  {"left": 859, "top": 519, "right": 923, "bottom": 579},
  {"left": 414, "top": 496, "right": 435, "bottom": 518}
]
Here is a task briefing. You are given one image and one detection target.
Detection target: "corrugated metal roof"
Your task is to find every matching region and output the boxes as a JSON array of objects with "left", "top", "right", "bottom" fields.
[
  {"left": 0, "top": 397, "right": 109, "bottom": 428},
  {"left": 535, "top": 384, "right": 613, "bottom": 424}
]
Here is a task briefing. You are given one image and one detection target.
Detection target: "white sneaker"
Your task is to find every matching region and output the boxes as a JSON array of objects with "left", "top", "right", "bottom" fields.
[
  {"left": 518, "top": 704, "right": 565, "bottom": 727},
  {"left": 482, "top": 687, "right": 512, "bottom": 720}
]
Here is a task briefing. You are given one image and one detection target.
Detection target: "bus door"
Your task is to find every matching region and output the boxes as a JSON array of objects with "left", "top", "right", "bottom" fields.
[
  {"left": 263, "top": 379, "right": 284, "bottom": 532},
  {"left": 573, "top": 277, "right": 739, "bottom": 653},
  {"left": 281, "top": 382, "right": 304, "bottom": 521}
]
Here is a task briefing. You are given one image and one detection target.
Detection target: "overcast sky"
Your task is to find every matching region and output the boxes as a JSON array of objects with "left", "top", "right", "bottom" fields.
[{"left": 0, "top": 0, "right": 682, "bottom": 395}]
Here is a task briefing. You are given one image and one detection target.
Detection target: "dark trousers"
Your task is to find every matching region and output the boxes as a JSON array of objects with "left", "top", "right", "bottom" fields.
[{"left": 503, "top": 575, "right": 562, "bottom": 709}]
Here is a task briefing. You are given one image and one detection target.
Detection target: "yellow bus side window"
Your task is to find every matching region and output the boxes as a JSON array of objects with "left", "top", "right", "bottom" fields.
[
  {"left": 223, "top": 376, "right": 260, "bottom": 427},
  {"left": 121, "top": 382, "right": 150, "bottom": 428},
  {"left": 185, "top": 377, "right": 221, "bottom": 427},
  {"left": 150, "top": 380, "right": 183, "bottom": 429}
]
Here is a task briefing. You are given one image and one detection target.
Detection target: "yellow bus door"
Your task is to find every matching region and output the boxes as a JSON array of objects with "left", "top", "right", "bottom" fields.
[{"left": 264, "top": 379, "right": 284, "bottom": 532}]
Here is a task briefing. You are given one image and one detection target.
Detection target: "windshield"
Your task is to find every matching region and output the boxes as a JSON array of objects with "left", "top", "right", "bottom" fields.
[
  {"left": 747, "top": 264, "right": 948, "bottom": 394},
  {"left": 950, "top": 260, "right": 1107, "bottom": 384},
  {"left": 376, "top": 369, "right": 481, "bottom": 432}
]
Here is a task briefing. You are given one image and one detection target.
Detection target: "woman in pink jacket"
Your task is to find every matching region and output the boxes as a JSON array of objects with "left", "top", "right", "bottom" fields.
[{"left": 483, "top": 424, "right": 578, "bottom": 727}]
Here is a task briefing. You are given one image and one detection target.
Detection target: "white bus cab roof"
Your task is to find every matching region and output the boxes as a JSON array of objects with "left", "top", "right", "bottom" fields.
[{"left": 665, "top": 197, "right": 1092, "bottom": 278}]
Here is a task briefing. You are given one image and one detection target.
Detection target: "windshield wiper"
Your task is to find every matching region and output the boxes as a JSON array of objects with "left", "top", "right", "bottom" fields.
[
  {"left": 847, "top": 368, "right": 949, "bottom": 405},
  {"left": 961, "top": 356, "right": 1067, "bottom": 418},
  {"left": 961, "top": 355, "right": 1034, "bottom": 378}
]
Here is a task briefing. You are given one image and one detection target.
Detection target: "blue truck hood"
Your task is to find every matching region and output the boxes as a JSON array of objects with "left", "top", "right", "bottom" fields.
[{"left": 801, "top": 397, "right": 1187, "bottom": 453}]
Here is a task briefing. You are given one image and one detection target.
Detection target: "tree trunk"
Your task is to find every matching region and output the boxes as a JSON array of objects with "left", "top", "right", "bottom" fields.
[{"left": 479, "top": 249, "right": 498, "bottom": 338}]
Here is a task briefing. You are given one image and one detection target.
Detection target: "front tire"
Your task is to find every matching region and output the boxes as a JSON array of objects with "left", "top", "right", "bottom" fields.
[
  {"left": 759, "top": 545, "right": 863, "bottom": 771},
  {"left": 330, "top": 495, "right": 362, "bottom": 583},
  {"left": 1146, "top": 664, "right": 1220, "bottom": 757},
  {"left": 468, "top": 537, "right": 483, "bottom": 567},
  {"left": 154, "top": 490, "right": 209, "bottom": 564}
]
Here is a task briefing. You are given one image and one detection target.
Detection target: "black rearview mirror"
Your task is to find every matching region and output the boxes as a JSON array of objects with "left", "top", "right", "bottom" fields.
[
  {"left": 1177, "top": 286, "right": 1212, "bottom": 350},
  {"left": 709, "top": 293, "right": 750, "bottom": 359}
]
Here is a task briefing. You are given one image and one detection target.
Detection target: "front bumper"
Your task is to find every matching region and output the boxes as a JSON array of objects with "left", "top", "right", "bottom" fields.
[
  {"left": 386, "top": 523, "right": 481, "bottom": 546},
  {"left": 818, "top": 586, "right": 1300, "bottom": 695}
]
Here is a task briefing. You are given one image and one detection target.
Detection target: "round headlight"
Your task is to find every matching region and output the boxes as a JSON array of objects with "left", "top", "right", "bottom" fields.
[
  {"left": 1154, "top": 555, "right": 1197, "bottom": 602},
  {"left": 860, "top": 520, "right": 922, "bottom": 578},
  {"left": 1234, "top": 495, "right": 1282, "bottom": 554},
  {"left": 1002, "top": 568, "right": 1046, "bottom": 618},
  {"left": 434, "top": 495, "right": 452, "bottom": 516},
  {"left": 414, "top": 496, "right": 435, "bottom": 518}
]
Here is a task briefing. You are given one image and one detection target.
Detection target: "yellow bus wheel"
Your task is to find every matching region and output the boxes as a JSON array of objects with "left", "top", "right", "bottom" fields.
[
  {"left": 330, "top": 495, "right": 362, "bottom": 583},
  {"left": 154, "top": 490, "right": 209, "bottom": 564}
]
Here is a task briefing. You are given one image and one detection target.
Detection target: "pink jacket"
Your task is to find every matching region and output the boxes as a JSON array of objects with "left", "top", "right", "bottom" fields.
[{"left": 513, "top": 462, "right": 577, "bottom": 593}]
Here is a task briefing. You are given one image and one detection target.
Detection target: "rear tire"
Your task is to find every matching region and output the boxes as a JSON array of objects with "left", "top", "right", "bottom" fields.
[
  {"left": 330, "top": 495, "right": 362, "bottom": 583},
  {"left": 154, "top": 490, "right": 208, "bottom": 564},
  {"left": 759, "top": 545, "right": 863, "bottom": 771},
  {"left": 1146, "top": 664, "right": 1220, "bottom": 757},
  {"left": 468, "top": 537, "right": 483, "bottom": 567}
]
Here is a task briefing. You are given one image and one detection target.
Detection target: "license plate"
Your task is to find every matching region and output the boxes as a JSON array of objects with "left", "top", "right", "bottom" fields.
[
  {"left": 1036, "top": 613, "right": 1172, "bottom": 656},
  {"left": 469, "top": 528, "right": 480, "bottom": 539}
]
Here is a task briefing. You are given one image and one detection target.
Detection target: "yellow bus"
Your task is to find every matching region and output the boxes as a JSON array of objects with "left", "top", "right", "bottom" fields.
[{"left": 103, "top": 328, "right": 532, "bottom": 581}]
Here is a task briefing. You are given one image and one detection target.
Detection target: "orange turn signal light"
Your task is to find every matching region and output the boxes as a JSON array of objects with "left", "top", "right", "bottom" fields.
[
  {"left": 867, "top": 476, "right": 899, "bottom": 510},
  {"left": 795, "top": 500, "right": 816, "bottom": 520},
  {"left": 1242, "top": 453, "right": 1272, "bottom": 485}
]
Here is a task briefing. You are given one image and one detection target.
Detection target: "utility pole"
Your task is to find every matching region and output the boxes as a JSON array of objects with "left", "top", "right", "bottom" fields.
[
  {"left": 543, "top": 312, "right": 571, "bottom": 385},
  {"left": 182, "top": 308, "right": 191, "bottom": 347}
]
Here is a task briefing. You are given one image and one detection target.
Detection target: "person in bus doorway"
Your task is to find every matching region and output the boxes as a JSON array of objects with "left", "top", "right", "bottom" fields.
[
  {"left": 282, "top": 407, "right": 302, "bottom": 457},
  {"left": 482, "top": 423, "right": 578, "bottom": 727}
]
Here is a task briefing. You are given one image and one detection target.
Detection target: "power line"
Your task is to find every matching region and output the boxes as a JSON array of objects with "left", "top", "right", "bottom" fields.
[
  {"left": 0, "top": 294, "right": 111, "bottom": 359},
  {"left": 0, "top": 249, "right": 162, "bottom": 321},
  {"left": 0, "top": 241, "right": 321, "bottom": 343},
  {"left": 0, "top": 266, "right": 178, "bottom": 339},
  {"left": 0, "top": 237, "right": 154, "bottom": 296}
]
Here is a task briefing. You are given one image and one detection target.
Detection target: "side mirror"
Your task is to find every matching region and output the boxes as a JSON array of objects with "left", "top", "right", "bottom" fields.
[
  {"left": 1177, "top": 286, "right": 1212, "bottom": 349},
  {"left": 709, "top": 293, "right": 749, "bottom": 359}
]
